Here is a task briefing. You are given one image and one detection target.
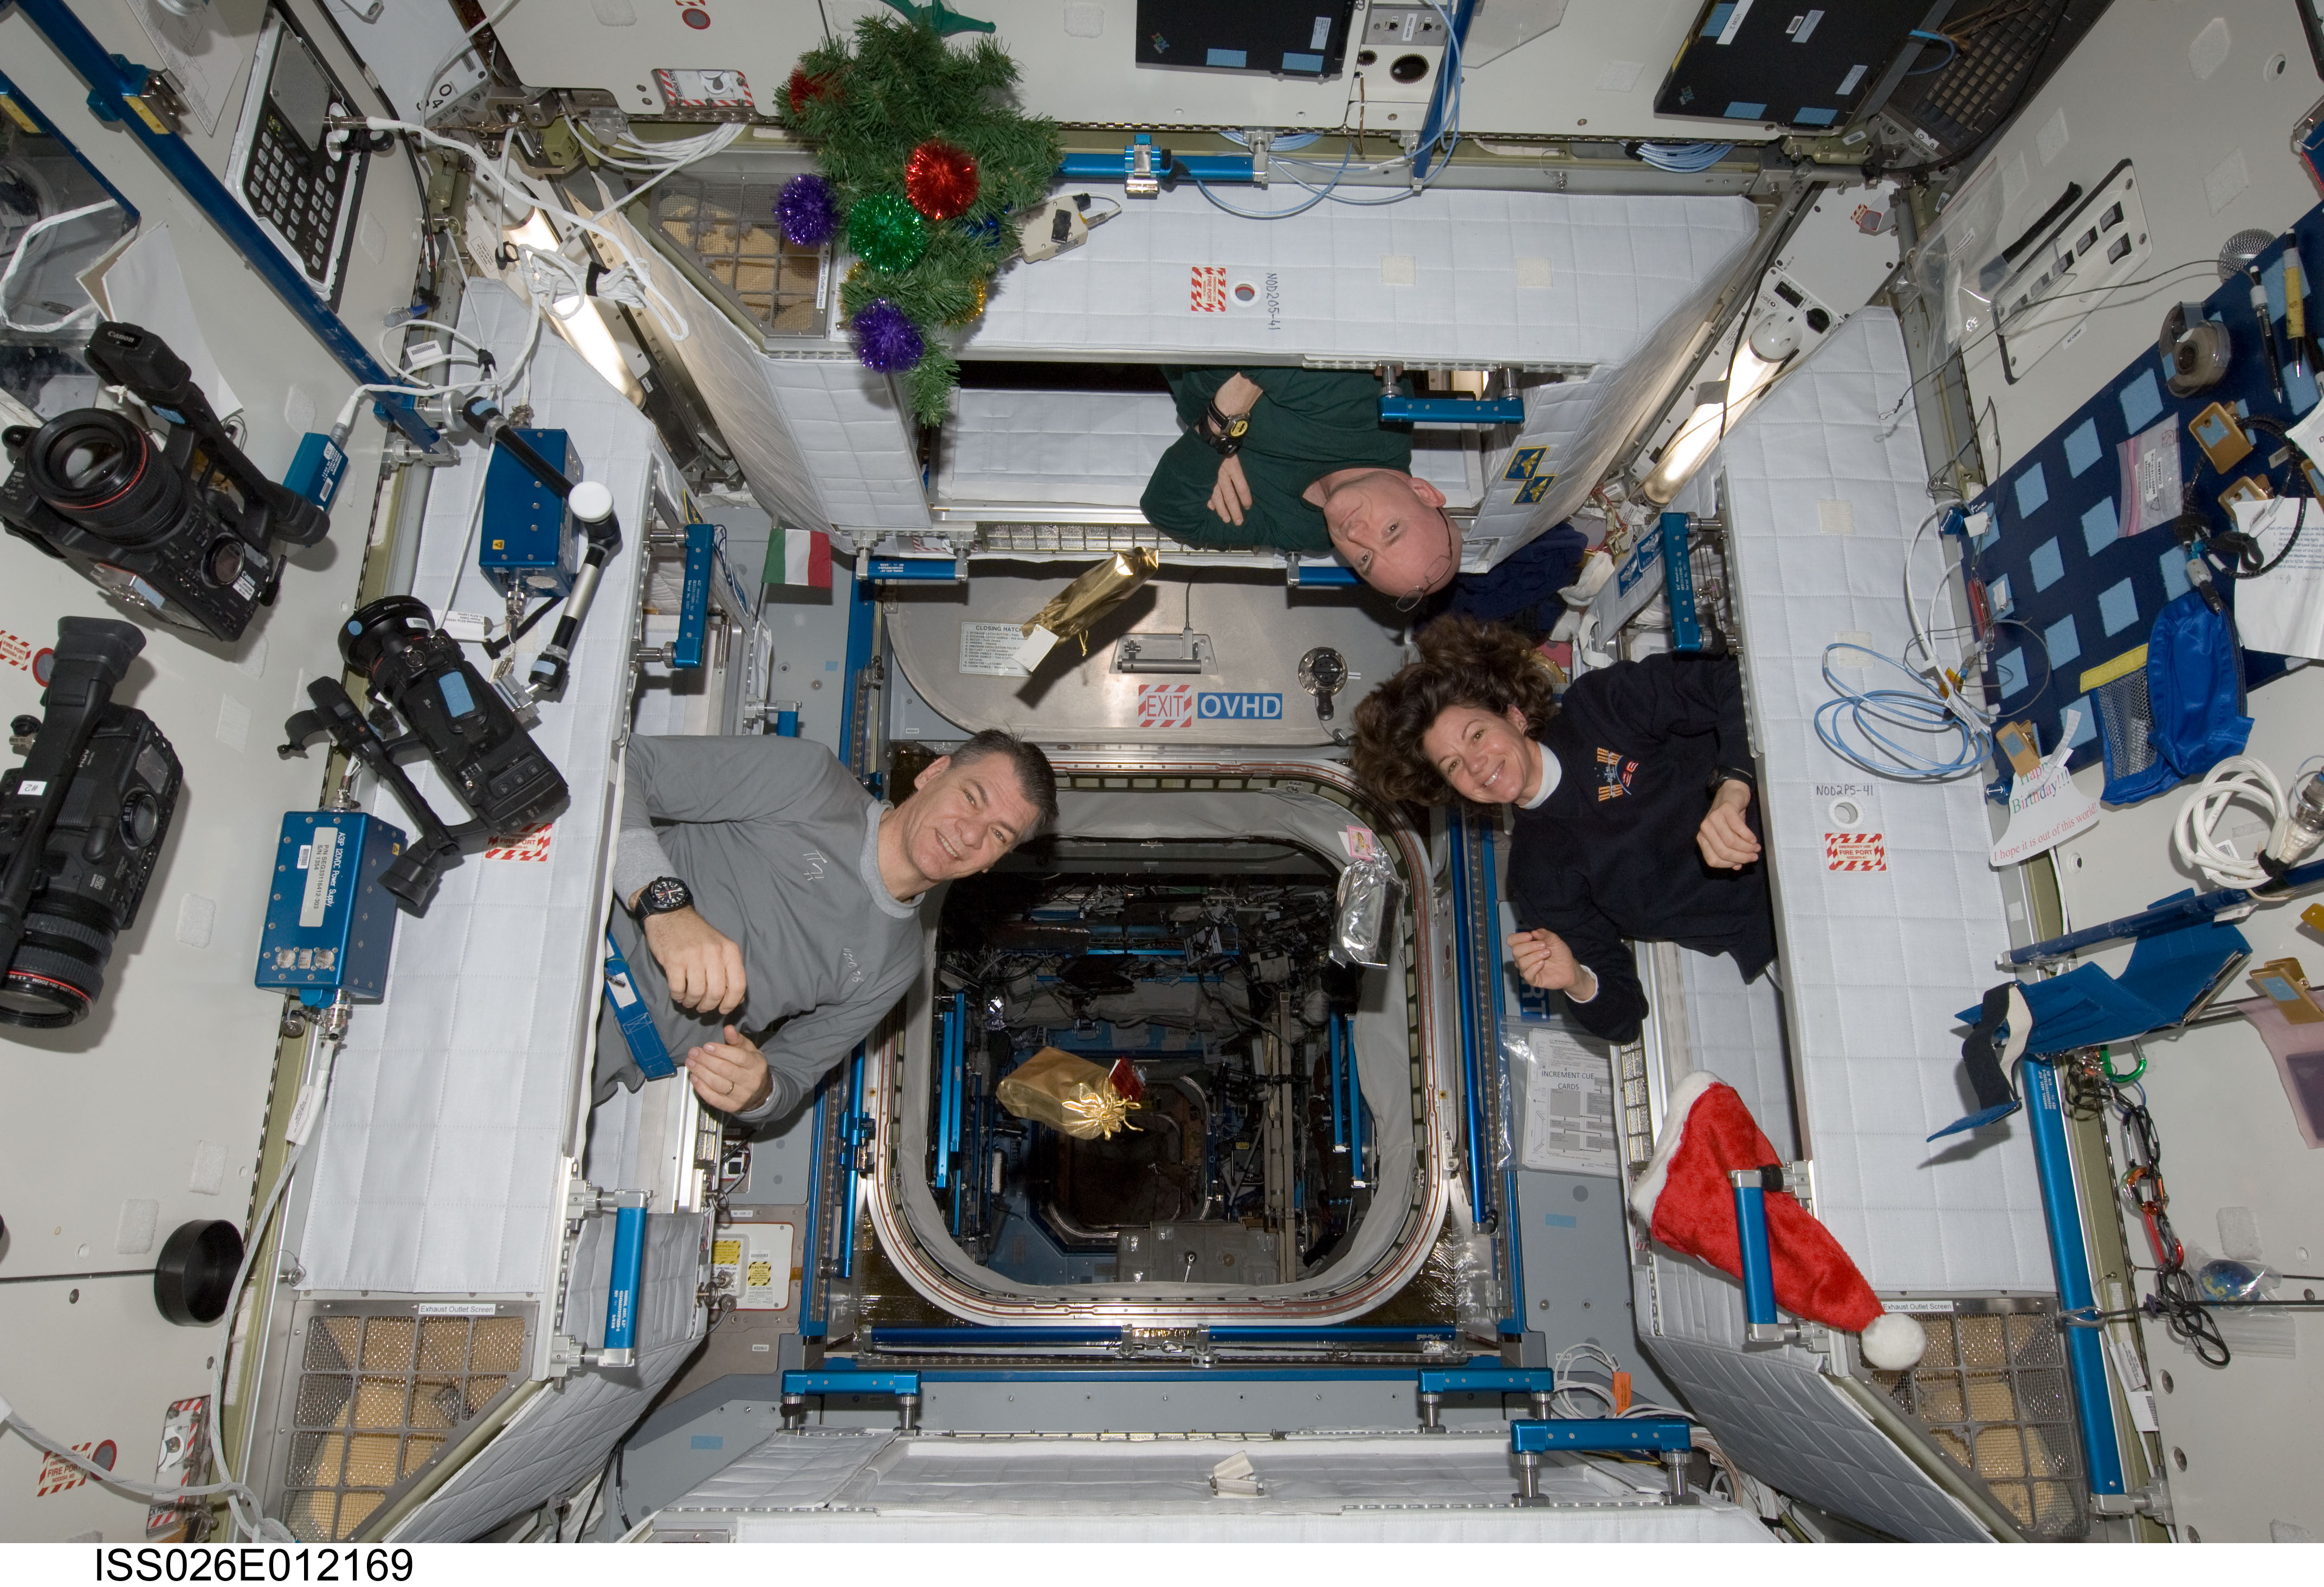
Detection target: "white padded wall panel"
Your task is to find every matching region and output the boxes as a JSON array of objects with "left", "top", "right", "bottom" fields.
[
  {"left": 300, "top": 287, "right": 661, "bottom": 1297},
  {"left": 757, "top": 361, "right": 929, "bottom": 535},
  {"left": 1679, "top": 947, "right": 1798, "bottom": 1162},
  {"left": 603, "top": 211, "right": 829, "bottom": 535},
  {"left": 967, "top": 190, "right": 1759, "bottom": 371},
  {"left": 1645, "top": 1336, "right": 1993, "bottom": 1541},
  {"left": 939, "top": 390, "right": 1180, "bottom": 508},
  {"left": 1712, "top": 309, "right": 2051, "bottom": 1295}
]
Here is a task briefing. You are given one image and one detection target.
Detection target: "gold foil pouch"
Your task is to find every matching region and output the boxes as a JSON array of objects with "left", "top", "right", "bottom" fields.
[{"left": 995, "top": 1046, "right": 1139, "bottom": 1140}]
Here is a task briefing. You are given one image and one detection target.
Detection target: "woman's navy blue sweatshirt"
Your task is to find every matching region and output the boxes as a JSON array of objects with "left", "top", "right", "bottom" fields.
[{"left": 1506, "top": 653, "right": 1776, "bottom": 1044}]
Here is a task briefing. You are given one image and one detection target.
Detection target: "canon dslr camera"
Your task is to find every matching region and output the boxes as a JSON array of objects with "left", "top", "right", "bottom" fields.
[
  {"left": 0, "top": 321, "right": 330, "bottom": 642},
  {"left": 0, "top": 617, "right": 181, "bottom": 1027}
]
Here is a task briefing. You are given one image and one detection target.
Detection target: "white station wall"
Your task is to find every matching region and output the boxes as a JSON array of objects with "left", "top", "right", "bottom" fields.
[{"left": 0, "top": 0, "right": 428, "bottom": 1543}]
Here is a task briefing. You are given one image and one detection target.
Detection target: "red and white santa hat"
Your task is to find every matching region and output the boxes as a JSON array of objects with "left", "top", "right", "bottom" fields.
[{"left": 1630, "top": 1071, "right": 1927, "bottom": 1372}]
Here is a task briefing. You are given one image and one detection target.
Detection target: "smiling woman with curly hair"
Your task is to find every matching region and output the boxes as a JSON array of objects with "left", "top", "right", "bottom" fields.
[{"left": 1349, "top": 617, "right": 1775, "bottom": 1044}]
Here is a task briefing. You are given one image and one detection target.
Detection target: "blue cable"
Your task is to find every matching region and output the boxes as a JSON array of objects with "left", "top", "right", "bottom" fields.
[
  {"left": 1903, "top": 29, "right": 1957, "bottom": 75},
  {"left": 1195, "top": 2, "right": 1463, "bottom": 219},
  {"left": 1813, "top": 643, "right": 1993, "bottom": 781},
  {"left": 1635, "top": 142, "right": 1733, "bottom": 173}
]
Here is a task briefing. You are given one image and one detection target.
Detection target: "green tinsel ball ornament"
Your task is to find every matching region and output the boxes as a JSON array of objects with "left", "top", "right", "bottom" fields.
[{"left": 848, "top": 192, "right": 929, "bottom": 274}]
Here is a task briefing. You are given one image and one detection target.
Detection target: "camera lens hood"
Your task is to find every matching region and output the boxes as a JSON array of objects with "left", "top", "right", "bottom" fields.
[
  {"left": 21, "top": 408, "right": 192, "bottom": 549},
  {"left": 340, "top": 594, "right": 437, "bottom": 676}
]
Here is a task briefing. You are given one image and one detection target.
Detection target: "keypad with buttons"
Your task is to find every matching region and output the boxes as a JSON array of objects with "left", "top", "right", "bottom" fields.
[{"left": 241, "top": 102, "right": 351, "bottom": 284}]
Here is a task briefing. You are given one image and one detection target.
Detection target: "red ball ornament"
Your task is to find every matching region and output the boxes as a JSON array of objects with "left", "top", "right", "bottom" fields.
[
  {"left": 785, "top": 68, "right": 832, "bottom": 116},
  {"left": 903, "top": 140, "right": 980, "bottom": 222}
]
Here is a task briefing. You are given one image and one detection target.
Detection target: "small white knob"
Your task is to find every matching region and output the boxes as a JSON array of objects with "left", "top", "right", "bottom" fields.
[{"left": 568, "top": 480, "right": 614, "bottom": 523}]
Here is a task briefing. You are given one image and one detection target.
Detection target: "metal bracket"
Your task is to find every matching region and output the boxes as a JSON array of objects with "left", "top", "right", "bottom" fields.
[{"left": 2089, "top": 1478, "right": 2173, "bottom": 1524}]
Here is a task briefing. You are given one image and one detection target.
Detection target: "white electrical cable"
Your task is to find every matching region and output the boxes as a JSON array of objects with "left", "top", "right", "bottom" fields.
[
  {"left": 1550, "top": 1342, "right": 1694, "bottom": 1421},
  {"left": 2173, "top": 755, "right": 2292, "bottom": 889},
  {"left": 359, "top": 117, "right": 702, "bottom": 347},
  {"left": 423, "top": 0, "right": 526, "bottom": 113},
  {"left": 0, "top": 200, "right": 117, "bottom": 334}
]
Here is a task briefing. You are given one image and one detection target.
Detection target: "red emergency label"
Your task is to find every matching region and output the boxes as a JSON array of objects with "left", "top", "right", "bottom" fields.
[{"left": 1824, "top": 831, "right": 1887, "bottom": 872}]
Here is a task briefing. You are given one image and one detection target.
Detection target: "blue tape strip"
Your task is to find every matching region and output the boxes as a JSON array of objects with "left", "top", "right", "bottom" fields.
[{"left": 603, "top": 931, "right": 676, "bottom": 1079}]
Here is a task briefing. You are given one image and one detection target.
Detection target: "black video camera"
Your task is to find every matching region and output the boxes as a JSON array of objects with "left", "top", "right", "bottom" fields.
[
  {"left": 0, "top": 617, "right": 182, "bottom": 1027},
  {"left": 280, "top": 596, "right": 569, "bottom": 916},
  {"left": 0, "top": 321, "right": 332, "bottom": 642}
]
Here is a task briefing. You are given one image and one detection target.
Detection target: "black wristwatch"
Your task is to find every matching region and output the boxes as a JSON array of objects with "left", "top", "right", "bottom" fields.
[
  {"left": 634, "top": 876, "right": 693, "bottom": 918},
  {"left": 1707, "top": 766, "right": 1755, "bottom": 799},
  {"left": 1200, "top": 399, "right": 1250, "bottom": 457}
]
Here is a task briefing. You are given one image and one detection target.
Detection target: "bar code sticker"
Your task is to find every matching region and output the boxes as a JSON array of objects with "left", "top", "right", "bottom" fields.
[{"left": 298, "top": 825, "right": 339, "bottom": 928}]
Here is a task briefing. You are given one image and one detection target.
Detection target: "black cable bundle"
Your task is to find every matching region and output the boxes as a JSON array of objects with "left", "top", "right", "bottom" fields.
[{"left": 2110, "top": 1087, "right": 2230, "bottom": 1367}]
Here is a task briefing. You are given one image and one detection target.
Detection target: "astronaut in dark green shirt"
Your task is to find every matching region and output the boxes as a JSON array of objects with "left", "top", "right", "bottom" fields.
[{"left": 1139, "top": 366, "right": 1463, "bottom": 602}]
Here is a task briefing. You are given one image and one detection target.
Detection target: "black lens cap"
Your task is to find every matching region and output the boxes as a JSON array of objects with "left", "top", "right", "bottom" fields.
[{"left": 155, "top": 1219, "right": 245, "bottom": 1326}]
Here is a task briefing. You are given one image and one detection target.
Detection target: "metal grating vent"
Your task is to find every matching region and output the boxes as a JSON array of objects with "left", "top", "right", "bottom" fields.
[
  {"left": 1884, "top": 0, "right": 2102, "bottom": 161},
  {"left": 1868, "top": 1301, "right": 2087, "bottom": 1540},
  {"left": 279, "top": 1311, "right": 528, "bottom": 1541},
  {"left": 647, "top": 175, "right": 830, "bottom": 337},
  {"left": 1616, "top": 1041, "right": 1655, "bottom": 1171}
]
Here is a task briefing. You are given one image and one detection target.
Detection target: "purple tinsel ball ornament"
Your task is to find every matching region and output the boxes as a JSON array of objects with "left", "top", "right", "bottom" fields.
[
  {"left": 776, "top": 174, "right": 838, "bottom": 248},
  {"left": 851, "top": 299, "right": 925, "bottom": 372}
]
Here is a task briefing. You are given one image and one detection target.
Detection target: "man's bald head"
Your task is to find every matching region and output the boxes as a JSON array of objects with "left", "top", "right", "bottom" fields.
[{"left": 1320, "top": 469, "right": 1460, "bottom": 599}]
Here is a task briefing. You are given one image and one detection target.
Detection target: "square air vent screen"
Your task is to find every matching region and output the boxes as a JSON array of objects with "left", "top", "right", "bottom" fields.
[
  {"left": 275, "top": 1307, "right": 530, "bottom": 1541},
  {"left": 1867, "top": 1299, "right": 2088, "bottom": 1540},
  {"left": 648, "top": 174, "right": 831, "bottom": 339}
]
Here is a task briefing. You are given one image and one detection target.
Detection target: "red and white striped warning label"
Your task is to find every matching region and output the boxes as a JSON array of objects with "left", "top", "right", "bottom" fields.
[
  {"left": 1824, "top": 831, "right": 1887, "bottom": 872},
  {"left": 485, "top": 821, "right": 555, "bottom": 862},
  {"left": 1189, "top": 265, "right": 1228, "bottom": 313},
  {"left": 1137, "top": 682, "right": 1195, "bottom": 729}
]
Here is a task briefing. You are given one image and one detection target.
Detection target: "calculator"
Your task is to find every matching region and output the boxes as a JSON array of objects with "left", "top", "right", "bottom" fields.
[{"left": 224, "top": 9, "right": 367, "bottom": 309}]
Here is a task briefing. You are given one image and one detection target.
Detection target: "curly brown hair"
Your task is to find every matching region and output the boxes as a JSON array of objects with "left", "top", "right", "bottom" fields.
[{"left": 1349, "top": 617, "right": 1561, "bottom": 806}]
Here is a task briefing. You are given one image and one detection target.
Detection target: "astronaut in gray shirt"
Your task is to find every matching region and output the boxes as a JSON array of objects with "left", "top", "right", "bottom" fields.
[{"left": 607, "top": 728, "right": 1055, "bottom": 1124}]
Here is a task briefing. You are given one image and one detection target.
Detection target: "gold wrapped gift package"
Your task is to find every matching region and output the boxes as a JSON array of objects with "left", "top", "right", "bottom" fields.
[{"left": 995, "top": 1047, "right": 1139, "bottom": 1141}]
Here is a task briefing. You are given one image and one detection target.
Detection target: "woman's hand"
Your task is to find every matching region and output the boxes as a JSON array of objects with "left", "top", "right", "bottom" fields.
[
  {"left": 1208, "top": 452, "right": 1253, "bottom": 526},
  {"left": 686, "top": 1024, "right": 773, "bottom": 1116},
  {"left": 1510, "top": 928, "right": 1585, "bottom": 994},
  {"left": 1696, "top": 779, "right": 1761, "bottom": 870}
]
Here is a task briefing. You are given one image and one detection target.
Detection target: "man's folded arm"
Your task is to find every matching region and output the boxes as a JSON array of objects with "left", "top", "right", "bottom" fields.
[
  {"left": 730, "top": 960, "right": 921, "bottom": 1125},
  {"left": 615, "top": 736, "right": 845, "bottom": 903}
]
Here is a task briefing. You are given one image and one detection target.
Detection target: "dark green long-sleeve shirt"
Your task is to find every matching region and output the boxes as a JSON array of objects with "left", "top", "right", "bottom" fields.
[{"left": 1140, "top": 367, "right": 1412, "bottom": 553}]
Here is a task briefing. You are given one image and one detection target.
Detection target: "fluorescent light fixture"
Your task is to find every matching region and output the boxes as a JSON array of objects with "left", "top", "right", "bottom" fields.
[
  {"left": 1638, "top": 335, "right": 1790, "bottom": 504},
  {"left": 504, "top": 210, "right": 644, "bottom": 404}
]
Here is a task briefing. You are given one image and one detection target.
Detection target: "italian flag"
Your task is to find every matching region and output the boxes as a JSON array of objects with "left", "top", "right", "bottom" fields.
[{"left": 763, "top": 523, "right": 832, "bottom": 589}]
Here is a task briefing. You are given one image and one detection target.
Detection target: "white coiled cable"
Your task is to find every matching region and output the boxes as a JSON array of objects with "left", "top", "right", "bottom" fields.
[{"left": 2173, "top": 755, "right": 2290, "bottom": 889}]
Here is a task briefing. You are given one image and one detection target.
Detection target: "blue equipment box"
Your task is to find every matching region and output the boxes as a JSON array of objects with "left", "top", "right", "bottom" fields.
[
  {"left": 283, "top": 431, "right": 347, "bottom": 511},
  {"left": 479, "top": 427, "right": 579, "bottom": 599},
  {"left": 256, "top": 811, "right": 406, "bottom": 1006}
]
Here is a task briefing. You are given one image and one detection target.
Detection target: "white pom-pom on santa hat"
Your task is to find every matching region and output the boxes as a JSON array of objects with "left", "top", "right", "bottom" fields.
[
  {"left": 1859, "top": 1311, "right": 1929, "bottom": 1371},
  {"left": 1633, "top": 1071, "right": 1927, "bottom": 1371}
]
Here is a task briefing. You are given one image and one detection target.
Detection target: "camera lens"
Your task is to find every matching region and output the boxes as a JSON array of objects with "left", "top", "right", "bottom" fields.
[
  {"left": 340, "top": 593, "right": 437, "bottom": 677},
  {"left": 120, "top": 790, "right": 160, "bottom": 849},
  {"left": 204, "top": 536, "right": 246, "bottom": 587},
  {"left": 0, "top": 905, "right": 112, "bottom": 1028},
  {"left": 21, "top": 409, "right": 194, "bottom": 549}
]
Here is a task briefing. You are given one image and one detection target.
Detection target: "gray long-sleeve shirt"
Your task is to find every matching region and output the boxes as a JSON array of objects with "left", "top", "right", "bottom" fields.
[{"left": 609, "top": 735, "right": 923, "bottom": 1123}]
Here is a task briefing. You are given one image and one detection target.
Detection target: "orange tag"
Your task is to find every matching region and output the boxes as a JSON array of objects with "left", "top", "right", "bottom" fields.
[{"left": 1611, "top": 1371, "right": 1633, "bottom": 1416}]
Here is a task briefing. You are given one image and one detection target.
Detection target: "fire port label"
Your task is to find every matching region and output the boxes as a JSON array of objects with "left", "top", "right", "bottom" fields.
[
  {"left": 1824, "top": 831, "right": 1887, "bottom": 871},
  {"left": 485, "top": 821, "right": 555, "bottom": 861},
  {"left": 1190, "top": 265, "right": 1228, "bottom": 313}
]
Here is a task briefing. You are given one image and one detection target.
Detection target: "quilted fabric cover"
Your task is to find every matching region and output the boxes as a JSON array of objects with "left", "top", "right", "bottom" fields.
[{"left": 1710, "top": 307, "right": 2050, "bottom": 1294}]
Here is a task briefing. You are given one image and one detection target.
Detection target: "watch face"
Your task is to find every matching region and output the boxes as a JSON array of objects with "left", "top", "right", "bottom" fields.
[{"left": 1227, "top": 415, "right": 1249, "bottom": 437}]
